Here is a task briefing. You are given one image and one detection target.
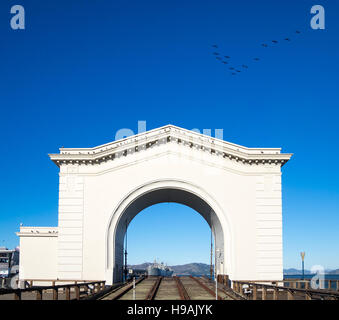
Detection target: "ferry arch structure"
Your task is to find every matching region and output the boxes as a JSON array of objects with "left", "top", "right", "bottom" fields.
[{"left": 17, "top": 125, "right": 292, "bottom": 285}]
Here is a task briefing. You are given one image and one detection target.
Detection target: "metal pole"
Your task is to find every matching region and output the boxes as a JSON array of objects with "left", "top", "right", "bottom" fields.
[
  {"left": 302, "top": 260, "right": 304, "bottom": 280},
  {"left": 215, "top": 247, "right": 219, "bottom": 300},
  {"left": 214, "top": 236, "right": 216, "bottom": 284},
  {"left": 133, "top": 277, "right": 136, "bottom": 300},
  {"left": 124, "top": 221, "right": 128, "bottom": 282},
  {"left": 300, "top": 252, "right": 305, "bottom": 280},
  {"left": 210, "top": 229, "right": 213, "bottom": 280}
]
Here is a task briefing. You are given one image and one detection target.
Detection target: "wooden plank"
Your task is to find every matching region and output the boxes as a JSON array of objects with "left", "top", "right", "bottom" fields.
[
  {"left": 84, "top": 284, "right": 89, "bottom": 295},
  {"left": 36, "top": 289, "right": 42, "bottom": 300},
  {"left": 253, "top": 285, "right": 257, "bottom": 300},
  {"left": 53, "top": 287, "right": 58, "bottom": 300},
  {"left": 262, "top": 286, "right": 267, "bottom": 300},
  {"left": 287, "top": 289, "right": 294, "bottom": 300},
  {"left": 66, "top": 287, "right": 70, "bottom": 300},
  {"left": 75, "top": 285, "right": 80, "bottom": 300}
]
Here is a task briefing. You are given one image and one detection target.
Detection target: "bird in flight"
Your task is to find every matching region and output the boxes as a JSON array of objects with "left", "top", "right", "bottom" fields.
[{"left": 210, "top": 28, "right": 302, "bottom": 78}]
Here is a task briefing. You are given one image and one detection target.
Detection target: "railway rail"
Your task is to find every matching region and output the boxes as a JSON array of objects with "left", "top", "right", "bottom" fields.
[
  {"left": 174, "top": 276, "right": 190, "bottom": 300},
  {"left": 99, "top": 276, "right": 242, "bottom": 300}
]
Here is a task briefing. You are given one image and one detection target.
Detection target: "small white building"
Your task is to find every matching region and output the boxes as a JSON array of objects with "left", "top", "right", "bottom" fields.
[{"left": 17, "top": 125, "right": 292, "bottom": 285}]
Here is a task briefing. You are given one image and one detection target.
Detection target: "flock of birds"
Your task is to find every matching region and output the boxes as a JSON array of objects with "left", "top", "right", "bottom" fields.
[{"left": 211, "top": 30, "right": 302, "bottom": 76}]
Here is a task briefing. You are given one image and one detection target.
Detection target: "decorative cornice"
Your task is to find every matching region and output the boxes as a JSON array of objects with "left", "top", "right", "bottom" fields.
[
  {"left": 49, "top": 125, "right": 292, "bottom": 167},
  {"left": 16, "top": 227, "right": 58, "bottom": 237}
]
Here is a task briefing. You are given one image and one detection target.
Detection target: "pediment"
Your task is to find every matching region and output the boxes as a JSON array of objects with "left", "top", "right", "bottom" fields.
[{"left": 49, "top": 124, "right": 292, "bottom": 167}]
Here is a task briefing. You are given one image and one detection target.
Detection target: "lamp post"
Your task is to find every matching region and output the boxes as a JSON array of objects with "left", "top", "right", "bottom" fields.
[{"left": 300, "top": 252, "right": 305, "bottom": 280}]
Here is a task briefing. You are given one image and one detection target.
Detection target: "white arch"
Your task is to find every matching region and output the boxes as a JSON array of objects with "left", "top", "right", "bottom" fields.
[{"left": 105, "top": 179, "right": 234, "bottom": 284}]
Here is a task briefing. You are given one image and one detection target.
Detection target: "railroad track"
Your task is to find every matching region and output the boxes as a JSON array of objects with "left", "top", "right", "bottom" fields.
[
  {"left": 99, "top": 276, "right": 146, "bottom": 300},
  {"left": 200, "top": 276, "right": 247, "bottom": 300},
  {"left": 174, "top": 276, "right": 190, "bottom": 300},
  {"left": 100, "top": 276, "right": 242, "bottom": 300}
]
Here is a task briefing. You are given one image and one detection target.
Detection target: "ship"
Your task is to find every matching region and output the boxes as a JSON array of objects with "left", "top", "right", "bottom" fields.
[{"left": 147, "top": 260, "right": 173, "bottom": 277}]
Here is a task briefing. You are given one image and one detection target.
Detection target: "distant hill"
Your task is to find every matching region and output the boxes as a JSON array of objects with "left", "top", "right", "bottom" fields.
[
  {"left": 284, "top": 268, "right": 335, "bottom": 275},
  {"left": 127, "top": 264, "right": 338, "bottom": 276},
  {"left": 128, "top": 262, "right": 211, "bottom": 276},
  {"left": 171, "top": 263, "right": 211, "bottom": 276},
  {"left": 328, "top": 269, "right": 339, "bottom": 275},
  {"left": 128, "top": 262, "right": 153, "bottom": 270},
  {"left": 283, "top": 268, "right": 311, "bottom": 275}
]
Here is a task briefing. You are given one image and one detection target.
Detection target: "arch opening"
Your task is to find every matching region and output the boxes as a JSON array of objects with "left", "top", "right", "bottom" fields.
[
  {"left": 106, "top": 181, "right": 231, "bottom": 284},
  {"left": 125, "top": 202, "right": 213, "bottom": 268}
]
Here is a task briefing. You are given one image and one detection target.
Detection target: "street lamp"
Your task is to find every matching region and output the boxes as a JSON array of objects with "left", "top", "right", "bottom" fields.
[{"left": 300, "top": 252, "right": 305, "bottom": 280}]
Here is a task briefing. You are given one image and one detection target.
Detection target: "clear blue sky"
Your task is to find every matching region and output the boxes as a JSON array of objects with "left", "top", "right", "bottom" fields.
[{"left": 0, "top": 0, "right": 338, "bottom": 270}]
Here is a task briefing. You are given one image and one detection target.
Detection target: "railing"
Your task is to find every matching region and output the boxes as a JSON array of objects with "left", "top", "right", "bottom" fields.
[
  {"left": 217, "top": 274, "right": 230, "bottom": 288},
  {"left": 237, "top": 279, "right": 339, "bottom": 291},
  {"left": 203, "top": 276, "right": 247, "bottom": 300},
  {"left": 0, "top": 280, "right": 106, "bottom": 300},
  {"left": 283, "top": 278, "right": 339, "bottom": 291},
  {"left": 232, "top": 280, "right": 339, "bottom": 300}
]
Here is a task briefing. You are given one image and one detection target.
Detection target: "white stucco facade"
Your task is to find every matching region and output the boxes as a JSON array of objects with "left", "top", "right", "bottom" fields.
[
  {"left": 17, "top": 125, "right": 292, "bottom": 285},
  {"left": 18, "top": 227, "right": 58, "bottom": 280}
]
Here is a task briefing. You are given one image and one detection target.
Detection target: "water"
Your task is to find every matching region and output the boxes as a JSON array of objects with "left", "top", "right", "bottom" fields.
[{"left": 284, "top": 274, "right": 339, "bottom": 280}]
